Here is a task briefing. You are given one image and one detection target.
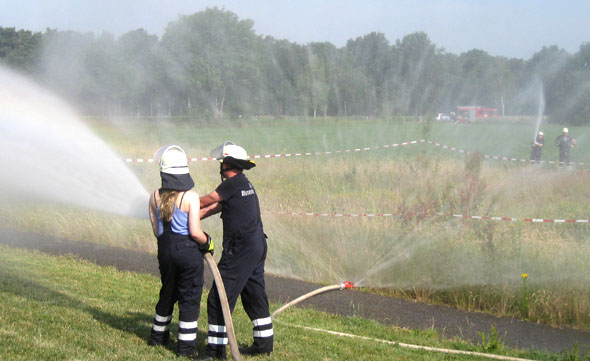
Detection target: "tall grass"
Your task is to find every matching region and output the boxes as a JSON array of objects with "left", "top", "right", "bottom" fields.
[{"left": 3, "top": 117, "right": 590, "bottom": 330}]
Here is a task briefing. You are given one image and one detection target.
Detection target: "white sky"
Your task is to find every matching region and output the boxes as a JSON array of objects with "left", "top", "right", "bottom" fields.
[{"left": 1, "top": 0, "right": 589, "bottom": 59}]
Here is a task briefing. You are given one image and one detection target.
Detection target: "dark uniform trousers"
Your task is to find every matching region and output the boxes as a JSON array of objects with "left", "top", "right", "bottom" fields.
[
  {"left": 557, "top": 136, "right": 573, "bottom": 166},
  {"left": 205, "top": 229, "right": 273, "bottom": 359},
  {"left": 559, "top": 149, "right": 571, "bottom": 165},
  {"left": 149, "top": 226, "right": 204, "bottom": 356}
]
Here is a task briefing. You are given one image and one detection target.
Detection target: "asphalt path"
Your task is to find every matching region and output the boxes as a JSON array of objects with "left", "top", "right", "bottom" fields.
[{"left": 2, "top": 228, "right": 589, "bottom": 354}]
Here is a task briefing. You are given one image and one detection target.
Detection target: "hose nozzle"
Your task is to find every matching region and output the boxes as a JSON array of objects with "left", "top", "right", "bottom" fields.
[{"left": 340, "top": 281, "right": 354, "bottom": 290}]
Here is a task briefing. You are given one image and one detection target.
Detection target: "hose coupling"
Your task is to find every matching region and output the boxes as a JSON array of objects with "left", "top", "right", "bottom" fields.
[{"left": 340, "top": 281, "right": 354, "bottom": 290}]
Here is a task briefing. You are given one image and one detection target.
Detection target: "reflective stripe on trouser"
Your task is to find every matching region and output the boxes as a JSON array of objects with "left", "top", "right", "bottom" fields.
[
  {"left": 149, "top": 313, "right": 172, "bottom": 345},
  {"left": 207, "top": 324, "right": 228, "bottom": 346},
  {"left": 152, "top": 313, "right": 172, "bottom": 332},
  {"left": 178, "top": 320, "right": 198, "bottom": 341},
  {"left": 252, "top": 316, "right": 274, "bottom": 350}
]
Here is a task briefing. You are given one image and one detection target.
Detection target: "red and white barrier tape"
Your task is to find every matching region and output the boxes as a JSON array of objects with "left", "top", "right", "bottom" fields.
[
  {"left": 124, "top": 139, "right": 585, "bottom": 166},
  {"left": 124, "top": 140, "right": 425, "bottom": 163},
  {"left": 264, "top": 210, "right": 589, "bottom": 224},
  {"left": 425, "top": 141, "right": 586, "bottom": 166}
]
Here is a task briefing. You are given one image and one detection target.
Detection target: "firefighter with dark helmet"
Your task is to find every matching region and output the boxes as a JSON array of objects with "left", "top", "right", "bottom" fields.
[
  {"left": 199, "top": 141, "right": 273, "bottom": 360},
  {"left": 147, "top": 145, "right": 214, "bottom": 359}
]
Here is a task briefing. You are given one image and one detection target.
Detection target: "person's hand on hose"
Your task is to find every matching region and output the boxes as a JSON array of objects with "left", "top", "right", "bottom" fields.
[{"left": 199, "top": 232, "right": 215, "bottom": 255}]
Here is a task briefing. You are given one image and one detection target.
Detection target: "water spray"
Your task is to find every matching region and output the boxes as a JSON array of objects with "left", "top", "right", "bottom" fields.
[
  {"left": 272, "top": 281, "right": 354, "bottom": 318},
  {"left": 0, "top": 65, "right": 148, "bottom": 218},
  {"left": 534, "top": 79, "right": 546, "bottom": 140}
]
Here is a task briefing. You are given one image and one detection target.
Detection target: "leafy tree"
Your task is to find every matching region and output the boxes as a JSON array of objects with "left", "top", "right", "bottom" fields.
[
  {"left": 84, "top": 33, "right": 127, "bottom": 115},
  {"left": 497, "top": 57, "right": 525, "bottom": 115},
  {"left": 519, "top": 46, "right": 570, "bottom": 116},
  {"left": 118, "top": 29, "right": 162, "bottom": 116},
  {"left": 302, "top": 43, "right": 339, "bottom": 117},
  {"left": 345, "top": 32, "right": 393, "bottom": 116},
  {"left": 395, "top": 32, "right": 440, "bottom": 116},
  {"left": 39, "top": 29, "right": 97, "bottom": 111},
  {"left": 455, "top": 49, "right": 504, "bottom": 109},
  {"left": 0, "top": 27, "right": 42, "bottom": 73},
  {"left": 259, "top": 37, "right": 304, "bottom": 115},
  {"left": 4, "top": 8, "right": 590, "bottom": 124},
  {"left": 160, "top": 7, "right": 262, "bottom": 117},
  {"left": 550, "top": 43, "right": 590, "bottom": 125}
]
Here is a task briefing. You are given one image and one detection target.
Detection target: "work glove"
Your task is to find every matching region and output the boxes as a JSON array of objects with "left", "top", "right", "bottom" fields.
[{"left": 199, "top": 232, "right": 214, "bottom": 255}]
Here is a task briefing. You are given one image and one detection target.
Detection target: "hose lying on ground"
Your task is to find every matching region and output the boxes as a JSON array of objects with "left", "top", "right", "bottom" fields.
[
  {"left": 272, "top": 281, "right": 536, "bottom": 361},
  {"left": 272, "top": 281, "right": 354, "bottom": 318},
  {"left": 279, "top": 322, "right": 537, "bottom": 361},
  {"left": 204, "top": 253, "right": 242, "bottom": 361}
]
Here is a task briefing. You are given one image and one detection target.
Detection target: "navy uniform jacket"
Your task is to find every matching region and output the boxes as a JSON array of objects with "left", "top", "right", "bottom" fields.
[{"left": 216, "top": 173, "right": 264, "bottom": 248}]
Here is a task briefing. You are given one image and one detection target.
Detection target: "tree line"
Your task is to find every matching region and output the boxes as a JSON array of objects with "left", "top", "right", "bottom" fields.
[{"left": 1, "top": 7, "right": 589, "bottom": 124}]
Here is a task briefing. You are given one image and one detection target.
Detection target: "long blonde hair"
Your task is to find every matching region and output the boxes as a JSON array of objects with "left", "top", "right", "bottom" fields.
[{"left": 159, "top": 190, "right": 179, "bottom": 222}]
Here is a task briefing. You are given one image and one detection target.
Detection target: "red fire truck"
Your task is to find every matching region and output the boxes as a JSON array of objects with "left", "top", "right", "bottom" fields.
[{"left": 456, "top": 106, "right": 497, "bottom": 123}]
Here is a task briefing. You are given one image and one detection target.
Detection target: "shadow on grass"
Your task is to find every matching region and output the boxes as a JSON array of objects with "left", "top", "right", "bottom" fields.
[{"left": 0, "top": 267, "right": 208, "bottom": 355}]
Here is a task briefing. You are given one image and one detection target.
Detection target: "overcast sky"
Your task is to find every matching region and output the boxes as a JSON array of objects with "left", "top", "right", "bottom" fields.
[{"left": 1, "top": 0, "right": 589, "bottom": 59}]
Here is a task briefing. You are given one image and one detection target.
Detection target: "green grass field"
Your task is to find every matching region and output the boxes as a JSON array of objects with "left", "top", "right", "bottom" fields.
[
  {"left": 0, "top": 246, "right": 561, "bottom": 361},
  {"left": 2, "top": 116, "right": 590, "bottom": 331}
]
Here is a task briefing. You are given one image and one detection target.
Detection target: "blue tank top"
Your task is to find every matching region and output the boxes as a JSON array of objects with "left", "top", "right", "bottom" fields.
[{"left": 156, "top": 204, "right": 190, "bottom": 237}]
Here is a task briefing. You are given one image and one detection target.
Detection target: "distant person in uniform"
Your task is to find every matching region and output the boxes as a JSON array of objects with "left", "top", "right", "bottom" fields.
[
  {"left": 199, "top": 141, "right": 273, "bottom": 360},
  {"left": 147, "top": 145, "right": 214, "bottom": 359},
  {"left": 530, "top": 131, "right": 544, "bottom": 162},
  {"left": 554, "top": 128, "right": 576, "bottom": 166}
]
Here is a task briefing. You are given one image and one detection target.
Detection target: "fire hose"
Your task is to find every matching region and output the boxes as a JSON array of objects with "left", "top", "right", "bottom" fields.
[
  {"left": 204, "top": 253, "right": 242, "bottom": 361},
  {"left": 272, "top": 281, "right": 536, "bottom": 361},
  {"left": 272, "top": 281, "right": 354, "bottom": 318}
]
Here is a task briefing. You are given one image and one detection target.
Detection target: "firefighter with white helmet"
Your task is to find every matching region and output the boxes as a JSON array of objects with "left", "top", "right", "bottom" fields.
[
  {"left": 554, "top": 128, "right": 576, "bottom": 166},
  {"left": 199, "top": 141, "right": 273, "bottom": 360},
  {"left": 530, "top": 131, "right": 544, "bottom": 162},
  {"left": 147, "top": 145, "right": 214, "bottom": 359}
]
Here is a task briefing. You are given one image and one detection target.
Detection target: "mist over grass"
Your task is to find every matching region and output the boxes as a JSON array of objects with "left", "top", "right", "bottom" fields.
[{"left": 2, "top": 115, "right": 590, "bottom": 328}]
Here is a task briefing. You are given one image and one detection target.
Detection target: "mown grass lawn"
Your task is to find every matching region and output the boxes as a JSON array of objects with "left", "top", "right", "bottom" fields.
[{"left": 0, "top": 245, "right": 559, "bottom": 361}]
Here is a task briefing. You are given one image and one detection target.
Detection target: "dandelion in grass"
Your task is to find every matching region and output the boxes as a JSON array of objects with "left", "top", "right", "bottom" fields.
[{"left": 520, "top": 273, "right": 530, "bottom": 318}]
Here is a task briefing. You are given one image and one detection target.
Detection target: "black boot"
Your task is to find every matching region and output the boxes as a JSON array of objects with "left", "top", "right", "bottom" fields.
[
  {"left": 178, "top": 351, "right": 200, "bottom": 360},
  {"left": 194, "top": 352, "right": 225, "bottom": 360},
  {"left": 239, "top": 344, "right": 272, "bottom": 356},
  {"left": 147, "top": 330, "right": 169, "bottom": 346}
]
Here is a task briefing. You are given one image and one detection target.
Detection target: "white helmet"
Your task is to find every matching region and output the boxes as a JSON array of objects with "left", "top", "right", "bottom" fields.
[
  {"left": 225, "top": 144, "right": 249, "bottom": 160},
  {"left": 563, "top": 128, "right": 569, "bottom": 133},
  {"left": 154, "top": 145, "right": 189, "bottom": 175},
  {"left": 538, "top": 131, "right": 543, "bottom": 136},
  {"left": 210, "top": 141, "right": 255, "bottom": 170}
]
